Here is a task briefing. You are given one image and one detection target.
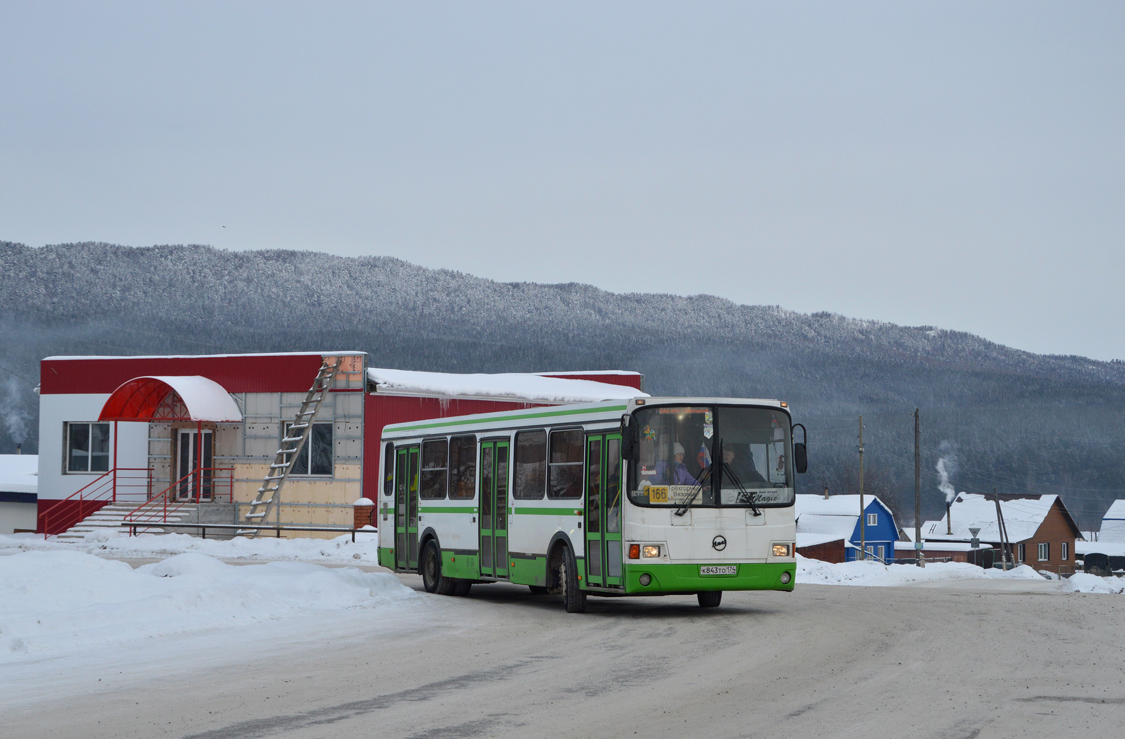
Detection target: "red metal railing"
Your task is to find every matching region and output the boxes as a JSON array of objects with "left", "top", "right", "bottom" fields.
[
  {"left": 38, "top": 468, "right": 154, "bottom": 537},
  {"left": 122, "top": 467, "right": 235, "bottom": 533}
]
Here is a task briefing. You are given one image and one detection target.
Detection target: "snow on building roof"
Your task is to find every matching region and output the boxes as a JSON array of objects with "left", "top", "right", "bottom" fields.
[
  {"left": 794, "top": 494, "right": 890, "bottom": 519},
  {"left": 1076, "top": 540, "right": 1125, "bottom": 557},
  {"left": 1098, "top": 501, "right": 1125, "bottom": 543},
  {"left": 797, "top": 532, "right": 851, "bottom": 549},
  {"left": 1102, "top": 500, "right": 1125, "bottom": 521},
  {"left": 0, "top": 454, "right": 38, "bottom": 494},
  {"left": 365, "top": 368, "right": 647, "bottom": 404},
  {"left": 796, "top": 513, "right": 859, "bottom": 541},
  {"left": 920, "top": 493, "right": 1062, "bottom": 543}
]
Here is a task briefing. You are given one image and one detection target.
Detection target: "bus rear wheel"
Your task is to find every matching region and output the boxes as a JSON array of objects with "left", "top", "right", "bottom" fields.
[
  {"left": 558, "top": 547, "right": 587, "bottom": 613},
  {"left": 420, "top": 541, "right": 455, "bottom": 595},
  {"left": 697, "top": 591, "right": 722, "bottom": 608}
]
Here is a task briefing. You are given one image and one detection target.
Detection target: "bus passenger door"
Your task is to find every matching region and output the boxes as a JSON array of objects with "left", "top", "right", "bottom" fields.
[
  {"left": 585, "top": 433, "right": 624, "bottom": 589},
  {"left": 394, "top": 445, "right": 420, "bottom": 571},
  {"left": 478, "top": 440, "right": 510, "bottom": 579}
]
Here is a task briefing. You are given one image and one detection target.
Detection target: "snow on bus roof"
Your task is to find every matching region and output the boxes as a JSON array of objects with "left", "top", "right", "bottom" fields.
[{"left": 366, "top": 368, "right": 647, "bottom": 404}]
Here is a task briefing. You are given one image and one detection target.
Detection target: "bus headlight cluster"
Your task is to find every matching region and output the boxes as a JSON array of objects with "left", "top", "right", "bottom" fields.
[
  {"left": 642, "top": 545, "right": 661, "bottom": 558},
  {"left": 772, "top": 543, "right": 791, "bottom": 557}
]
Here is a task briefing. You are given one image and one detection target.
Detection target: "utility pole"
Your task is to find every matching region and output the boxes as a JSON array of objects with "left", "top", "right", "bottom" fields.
[
  {"left": 915, "top": 408, "right": 923, "bottom": 568},
  {"left": 858, "top": 414, "right": 866, "bottom": 561}
]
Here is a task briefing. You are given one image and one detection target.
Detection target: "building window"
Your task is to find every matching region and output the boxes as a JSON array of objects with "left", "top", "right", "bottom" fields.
[
  {"left": 284, "top": 422, "right": 333, "bottom": 476},
  {"left": 420, "top": 438, "right": 448, "bottom": 500},
  {"left": 66, "top": 422, "right": 111, "bottom": 473},
  {"left": 1038, "top": 542, "right": 1049, "bottom": 562},
  {"left": 866, "top": 513, "right": 878, "bottom": 527},
  {"left": 1061, "top": 542, "right": 1069, "bottom": 561},
  {"left": 1018, "top": 543, "right": 1026, "bottom": 562}
]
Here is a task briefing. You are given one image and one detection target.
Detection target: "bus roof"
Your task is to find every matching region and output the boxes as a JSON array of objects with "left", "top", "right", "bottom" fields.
[{"left": 380, "top": 397, "right": 788, "bottom": 439}]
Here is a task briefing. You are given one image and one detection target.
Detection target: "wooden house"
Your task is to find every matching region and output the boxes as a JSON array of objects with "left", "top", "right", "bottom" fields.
[{"left": 920, "top": 493, "right": 1082, "bottom": 575}]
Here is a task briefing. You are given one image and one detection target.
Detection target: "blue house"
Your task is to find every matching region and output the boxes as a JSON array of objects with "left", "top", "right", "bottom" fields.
[{"left": 795, "top": 494, "right": 900, "bottom": 563}]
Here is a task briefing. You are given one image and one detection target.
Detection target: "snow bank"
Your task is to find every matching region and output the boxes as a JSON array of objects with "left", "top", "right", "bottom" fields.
[
  {"left": 0, "top": 549, "right": 416, "bottom": 665},
  {"left": 1064, "top": 573, "right": 1125, "bottom": 594},
  {"left": 796, "top": 555, "right": 1044, "bottom": 587},
  {"left": 0, "top": 529, "right": 379, "bottom": 565}
]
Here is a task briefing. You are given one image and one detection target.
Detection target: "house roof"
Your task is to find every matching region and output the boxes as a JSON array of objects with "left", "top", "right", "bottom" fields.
[
  {"left": 920, "top": 493, "right": 1080, "bottom": 543},
  {"left": 1102, "top": 500, "right": 1125, "bottom": 521},
  {"left": 794, "top": 494, "right": 892, "bottom": 519},
  {"left": 796, "top": 513, "right": 859, "bottom": 541},
  {"left": 365, "top": 368, "right": 647, "bottom": 404},
  {"left": 797, "top": 532, "right": 851, "bottom": 548},
  {"left": 893, "top": 540, "right": 991, "bottom": 552},
  {"left": 1076, "top": 540, "right": 1125, "bottom": 557},
  {"left": 0, "top": 454, "right": 38, "bottom": 495}
]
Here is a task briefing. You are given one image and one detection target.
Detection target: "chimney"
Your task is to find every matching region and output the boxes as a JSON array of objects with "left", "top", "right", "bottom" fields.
[
  {"left": 15, "top": 443, "right": 20, "bottom": 455},
  {"left": 946, "top": 501, "right": 952, "bottom": 535},
  {"left": 824, "top": 482, "right": 829, "bottom": 500}
]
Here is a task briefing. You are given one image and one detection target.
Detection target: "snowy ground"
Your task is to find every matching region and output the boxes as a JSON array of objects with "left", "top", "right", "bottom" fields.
[{"left": 2, "top": 533, "right": 1123, "bottom": 713}]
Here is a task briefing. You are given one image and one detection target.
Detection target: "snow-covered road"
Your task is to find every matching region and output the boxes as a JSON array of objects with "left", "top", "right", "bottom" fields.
[{"left": 2, "top": 533, "right": 1124, "bottom": 738}]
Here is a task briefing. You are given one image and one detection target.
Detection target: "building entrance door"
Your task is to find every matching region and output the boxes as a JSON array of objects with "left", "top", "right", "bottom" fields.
[{"left": 175, "top": 429, "right": 213, "bottom": 501}]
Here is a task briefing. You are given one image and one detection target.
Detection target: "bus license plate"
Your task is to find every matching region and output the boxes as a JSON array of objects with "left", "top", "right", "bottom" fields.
[{"left": 700, "top": 565, "right": 737, "bottom": 576}]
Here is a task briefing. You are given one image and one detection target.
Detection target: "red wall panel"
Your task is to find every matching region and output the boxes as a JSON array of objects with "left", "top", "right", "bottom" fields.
[
  {"left": 361, "top": 394, "right": 544, "bottom": 501},
  {"left": 40, "top": 354, "right": 326, "bottom": 395}
]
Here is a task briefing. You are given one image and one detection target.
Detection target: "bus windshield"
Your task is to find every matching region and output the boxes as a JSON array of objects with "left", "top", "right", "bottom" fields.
[{"left": 629, "top": 404, "right": 794, "bottom": 508}]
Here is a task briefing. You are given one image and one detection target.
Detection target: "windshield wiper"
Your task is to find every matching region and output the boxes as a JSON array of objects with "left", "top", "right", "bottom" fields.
[
  {"left": 723, "top": 464, "right": 762, "bottom": 517},
  {"left": 674, "top": 465, "right": 711, "bottom": 517}
]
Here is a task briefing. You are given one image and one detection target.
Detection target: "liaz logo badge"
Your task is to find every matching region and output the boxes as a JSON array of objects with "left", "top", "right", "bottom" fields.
[{"left": 712, "top": 535, "right": 727, "bottom": 551}]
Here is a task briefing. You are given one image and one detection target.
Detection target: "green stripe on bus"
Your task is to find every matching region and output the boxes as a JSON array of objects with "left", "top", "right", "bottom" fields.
[
  {"left": 419, "top": 506, "right": 477, "bottom": 514},
  {"left": 513, "top": 507, "right": 583, "bottom": 516},
  {"left": 387, "top": 405, "right": 629, "bottom": 433}
]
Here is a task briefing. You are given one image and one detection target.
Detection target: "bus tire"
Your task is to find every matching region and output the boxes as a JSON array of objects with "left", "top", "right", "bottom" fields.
[
  {"left": 528, "top": 585, "right": 549, "bottom": 595},
  {"left": 421, "top": 541, "right": 454, "bottom": 595},
  {"left": 559, "top": 547, "right": 586, "bottom": 613},
  {"left": 452, "top": 580, "right": 472, "bottom": 597},
  {"left": 697, "top": 591, "right": 722, "bottom": 608}
]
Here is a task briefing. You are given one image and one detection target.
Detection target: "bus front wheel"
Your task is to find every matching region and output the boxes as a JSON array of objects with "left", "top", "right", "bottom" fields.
[{"left": 697, "top": 591, "right": 722, "bottom": 608}]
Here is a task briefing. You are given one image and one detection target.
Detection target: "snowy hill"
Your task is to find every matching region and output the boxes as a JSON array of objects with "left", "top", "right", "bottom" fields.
[{"left": 2, "top": 240, "right": 1124, "bottom": 523}]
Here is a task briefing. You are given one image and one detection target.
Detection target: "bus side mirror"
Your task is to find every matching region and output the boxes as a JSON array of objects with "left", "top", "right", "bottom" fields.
[
  {"left": 620, "top": 414, "right": 638, "bottom": 461},
  {"left": 792, "top": 423, "right": 808, "bottom": 474}
]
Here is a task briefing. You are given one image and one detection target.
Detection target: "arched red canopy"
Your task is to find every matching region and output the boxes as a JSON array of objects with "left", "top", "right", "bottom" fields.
[{"left": 99, "top": 376, "right": 243, "bottom": 422}]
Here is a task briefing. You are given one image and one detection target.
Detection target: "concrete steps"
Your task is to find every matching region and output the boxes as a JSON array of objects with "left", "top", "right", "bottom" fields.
[{"left": 55, "top": 502, "right": 199, "bottom": 541}]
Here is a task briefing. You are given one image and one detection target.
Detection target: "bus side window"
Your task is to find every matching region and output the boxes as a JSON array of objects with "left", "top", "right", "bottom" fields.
[
  {"left": 514, "top": 430, "right": 547, "bottom": 500},
  {"left": 420, "top": 438, "right": 448, "bottom": 500},
  {"left": 448, "top": 435, "right": 477, "bottom": 500},
  {"left": 383, "top": 443, "right": 394, "bottom": 496},
  {"left": 548, "top": 429, "right": 583, "bottom": 499}
]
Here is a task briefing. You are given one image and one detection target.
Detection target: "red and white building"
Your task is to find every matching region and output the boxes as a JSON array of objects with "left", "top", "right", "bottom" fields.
[{"left": 35, "top": 352, "right": 643, "bottom": 536}]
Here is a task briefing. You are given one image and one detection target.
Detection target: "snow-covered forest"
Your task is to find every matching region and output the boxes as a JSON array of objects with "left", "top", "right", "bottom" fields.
[{"left": 2, "top": 241, "right": 1124, "bottom": 524}]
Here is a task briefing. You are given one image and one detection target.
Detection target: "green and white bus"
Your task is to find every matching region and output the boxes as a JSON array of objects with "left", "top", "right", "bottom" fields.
[{"left": 377, "top": 397, "right": 806, "bottom": 612}]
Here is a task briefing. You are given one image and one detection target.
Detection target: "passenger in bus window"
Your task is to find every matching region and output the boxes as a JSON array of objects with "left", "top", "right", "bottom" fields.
[
  {"left": 723, "top": 445, "right": 766, "bottom": 484},
  {"left": 656, "top": 442, "right": 697, "bottom": 485}
]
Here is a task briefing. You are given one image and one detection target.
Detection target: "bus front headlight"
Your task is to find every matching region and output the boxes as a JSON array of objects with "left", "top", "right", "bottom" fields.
[
  {"left": 642, "top": 545, "right": 660, "bottom": 558},
  {"left": 772, "top": 544, "right": 791, "bottom": 557}
]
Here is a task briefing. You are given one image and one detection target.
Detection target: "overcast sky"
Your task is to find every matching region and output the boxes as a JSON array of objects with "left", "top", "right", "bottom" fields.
[{"left": 2, "top": 2, "right": 1122, "bottom": 360}]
